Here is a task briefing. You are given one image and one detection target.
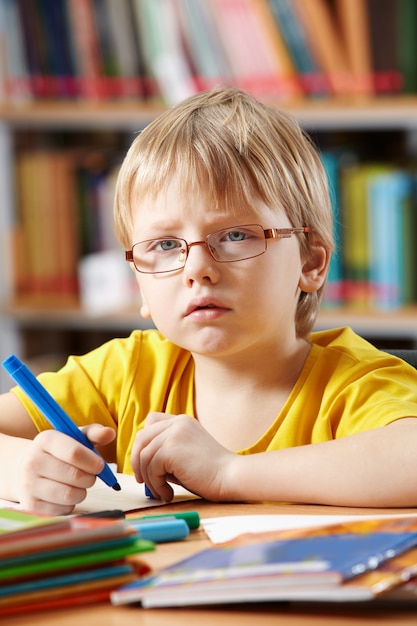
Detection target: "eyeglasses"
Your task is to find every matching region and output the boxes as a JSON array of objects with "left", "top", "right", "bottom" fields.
[{"left": 125, "top": 224, "right": 309, "bottom": 274}]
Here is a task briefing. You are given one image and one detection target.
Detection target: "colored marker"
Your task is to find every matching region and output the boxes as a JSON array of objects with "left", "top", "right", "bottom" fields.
[
  {"left": 132, "top": 511, "right": 200, "bottom": 531},
  {"left": 145, "top": 483, "right": 155, "bottom": 499},
  {"left": 2, "top": 354, "right": 121, "bottom": 491},
  {"left": 129, "top": 518, "right": 189, "bottom": 543}
]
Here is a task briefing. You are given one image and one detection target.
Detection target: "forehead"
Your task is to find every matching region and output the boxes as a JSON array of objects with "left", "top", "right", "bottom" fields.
[
  {"left": 133, "top": 186, "right": 295, "bottom": 249},
  {"left": 130, "top": 174, "right": 282, "bottom": 229}
]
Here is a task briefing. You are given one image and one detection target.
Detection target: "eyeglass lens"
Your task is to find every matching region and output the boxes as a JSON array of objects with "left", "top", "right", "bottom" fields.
[{"left": 131, "top": 224, "right": 267, "bottom": 274}]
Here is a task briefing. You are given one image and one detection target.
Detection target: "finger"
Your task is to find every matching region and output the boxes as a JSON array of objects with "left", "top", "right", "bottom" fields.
[
  {"left": 131, "top": 419, "right": 173, "bottom": 479},
  {"left": 137, "top": 435, "right": 177, "bottom": 501},
  {"left": 80, "top": 424, "right": 117, "bottom": 447},
  {"left": 21, "top": 476, "right": 91, "bottom": 516},
  {"left": 35, "top": 430, "right": 105, "bottom": 476}
]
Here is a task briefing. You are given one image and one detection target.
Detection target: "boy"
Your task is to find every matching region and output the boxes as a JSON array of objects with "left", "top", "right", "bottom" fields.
[{"left": 0, "top": 86, "right": 416, "bottom": 515}]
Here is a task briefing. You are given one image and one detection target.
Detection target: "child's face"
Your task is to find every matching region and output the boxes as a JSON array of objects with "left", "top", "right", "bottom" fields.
[{"left": 129, "top": 177, "right": 316, "bottom": 358}]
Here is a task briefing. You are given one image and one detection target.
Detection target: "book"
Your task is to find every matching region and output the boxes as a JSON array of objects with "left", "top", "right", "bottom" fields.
[
  {"left": 335, "top": 0, "right": 374, "bottom": 95},
  {"left": 397, "top": 0, "right": 417, "bottom": 94},
  {"left": 198, "top": 0, "right": 281, "bottom": 96},
  {"left": 16, "top": 0, "right": 49, "bottom": 98},
  {"left": 65, "top": 0, "right": 107, "bottom": 100},
  {"left": 173, "top": 0, "right": 232, "bottom": 92},
  {"left": 14, "top": 149, "right": 80, "bottom": 302},
  {"left": 111, "top": 515, "right": 417, "bottom": 608},
  {"left": 339, "top": 163, "right": 389, "bottom": 307},
  {"left": 103, "top": 0, "right": 144, "bottom": 99},
  {"left": 246, "top": 0, "right": 302, "bottom": 98},
  {"left": 367, "top": 171, "right": 412, "bottom": 310},
  {"left": 320, "top": 150, "right": 344, "bottom": 307},
  {"left": 132, "top": 0, "right": 196, "bottom": 106},
  {"left": 0, "top": 0, "right": 33, "bottom": 102},
  {"left": 0, "top": 508, "right": 154, "bottom": 615},
  {"left": 0, "top": 564, "right": 137, "bottom": 616},
  {"left": 37, "top": 0, "right": 78, "bottom": 98},
  {"left": 366, "top": 0, "right": 403, "bottom": 94},
  {"left": 267, "top": 0, "right": 329, "bottom": 97},
  {"left": 292, "top": 0, "right": 351, "bottom": 96}
]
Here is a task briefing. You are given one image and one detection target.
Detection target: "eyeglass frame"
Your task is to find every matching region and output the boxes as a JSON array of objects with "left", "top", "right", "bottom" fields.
[{"left": 125, "top": 224, "right": 310, "bottom": 274}]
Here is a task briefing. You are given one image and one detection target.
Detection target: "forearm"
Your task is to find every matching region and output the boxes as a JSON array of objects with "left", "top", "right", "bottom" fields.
[
  {"left": 226, "top": 418, "right": 417, "bottom": 508},
  {"left": 0, "top": 434, "right": 32, "bottom": 502}
]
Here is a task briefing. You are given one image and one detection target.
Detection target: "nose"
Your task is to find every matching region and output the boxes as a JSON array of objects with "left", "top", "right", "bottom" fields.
[{"left": 182, "top": 240, "right": 220, "bottom": 285}]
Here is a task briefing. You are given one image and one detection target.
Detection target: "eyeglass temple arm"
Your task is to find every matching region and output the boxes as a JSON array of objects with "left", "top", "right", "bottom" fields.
[{"left": 264, "top": 227, "right": 310, "bottom": 239}]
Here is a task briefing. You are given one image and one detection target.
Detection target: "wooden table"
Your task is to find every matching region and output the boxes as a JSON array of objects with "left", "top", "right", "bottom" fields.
[{"left": 6, "top": 500, "right": 417, "bottom": 625}]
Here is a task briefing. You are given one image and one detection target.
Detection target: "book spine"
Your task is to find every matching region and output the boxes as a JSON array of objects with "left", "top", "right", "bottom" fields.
[{"left": 267, "top": 0, "right": 329, "bottom": 96}]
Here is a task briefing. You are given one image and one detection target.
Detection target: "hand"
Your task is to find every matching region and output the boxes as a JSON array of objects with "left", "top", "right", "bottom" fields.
[
  {"left": 131, "top": 412, "right": 238, "bottom": 502},
  {"left": 17, "top": 424, "right": 116, "bottom": 515}
]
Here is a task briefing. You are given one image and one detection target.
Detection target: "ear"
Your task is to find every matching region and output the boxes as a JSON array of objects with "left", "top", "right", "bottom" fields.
[
  {"left": 129, "top": 263, "right": 152, "bottom": 319},
  {"left": 139, "top": 294, "right": 152, "bottom": 319},
  {"left": 298, "top": 243, "right": 329, "bottom": 293}
]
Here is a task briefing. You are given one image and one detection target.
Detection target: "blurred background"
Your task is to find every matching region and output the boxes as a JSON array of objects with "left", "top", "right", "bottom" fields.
[{"left": 0, "top": 0, "right": 416, "bottom": 391}]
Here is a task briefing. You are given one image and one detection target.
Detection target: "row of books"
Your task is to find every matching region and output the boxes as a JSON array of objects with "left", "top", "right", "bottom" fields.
[
  {"left": 0, "top": 507, "right": 154, "bottom": 617},
  {"left": 11, "top": 145, "right": 136, "bottom": 308},
  {"left": 323, "top": 151, "right": 417, "bottom": 311},
  {"left": 0, "top": 0, "right": 415, "bottom": 104},
  {"left": 10, "top": 144, "right": 417, "bottom": 312}
]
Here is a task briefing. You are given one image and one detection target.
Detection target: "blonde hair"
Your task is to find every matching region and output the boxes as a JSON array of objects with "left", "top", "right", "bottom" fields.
[{"left": 114, "top": 86, "right": 334, "bottom": 336}]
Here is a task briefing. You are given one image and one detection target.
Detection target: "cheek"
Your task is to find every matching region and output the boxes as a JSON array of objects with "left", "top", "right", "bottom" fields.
[{"left": 136, "top": 277, "right": 177, "bottom": 323}]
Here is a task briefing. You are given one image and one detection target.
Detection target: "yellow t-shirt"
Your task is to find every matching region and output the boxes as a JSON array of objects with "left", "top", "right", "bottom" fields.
[{"left": 11, "top": 327, "right": 417, "bottom": 474}]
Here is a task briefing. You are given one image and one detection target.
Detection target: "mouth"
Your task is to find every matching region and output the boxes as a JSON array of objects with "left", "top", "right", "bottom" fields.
[{"left": 185, "top": 299, "right": 229, "bottom": 318}]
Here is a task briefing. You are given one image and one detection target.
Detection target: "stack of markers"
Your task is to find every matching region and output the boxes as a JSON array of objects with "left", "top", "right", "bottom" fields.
[{"left": 126, "top": 510, "right": 200, "bottom": 543}]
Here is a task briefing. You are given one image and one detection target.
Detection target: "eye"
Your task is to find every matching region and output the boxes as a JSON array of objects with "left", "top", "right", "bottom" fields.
[
  {"left": 159, "top": 239, "right": 181, "bottom": 251},
  {"left": 221, "top": 227, "right": 261, "bottom": 243},
  {"left": 148, "top": 238, "right": 182, "bottom": 252},
  {"left": 226, "top": 230, "right": 247, "bottom": 242}
]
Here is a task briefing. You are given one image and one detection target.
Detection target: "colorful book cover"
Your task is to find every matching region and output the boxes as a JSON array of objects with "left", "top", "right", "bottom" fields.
[
  {"left": 292, "top": 0, "right": 352, "bottom": 96},
  {"left": 112, "top": 516, "right": 417, "bottom": 608},
  {"left": 321, "top": 150, "right": 344, "bottom": 307},
  {"left": 0, "top": 508, "right": 67, "bottom": 537},
  {"left": 367, "top": 171, "right": 411, "bottom": 310},
  {"left": 0, "top": 511, "right": 136, "bottom": 558},
  {"left": 366, "top": 0, "right": 403, "bottom": 94},
  {"left": 267, "top": 0, "right": 329, "bottom": 96},
  {"left": 174, "top": 0, "right": 232, "bottom": 92},
  {"left": 335, "top": 0, "right": 374, "bottom": 95},
  {"left": 340, "top": 163, "right": 389, "bottom": 307},
  {"left": 0, "top": 537, "right": 153, "bottom": 582}
]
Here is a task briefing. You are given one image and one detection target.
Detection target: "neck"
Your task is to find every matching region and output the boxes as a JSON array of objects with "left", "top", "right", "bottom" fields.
[
  {"left": 192, "top": 339, "right": 311, "bottom": 450},
  {"left": 193, "top": 337, "right": 311, "bottom": 390}
]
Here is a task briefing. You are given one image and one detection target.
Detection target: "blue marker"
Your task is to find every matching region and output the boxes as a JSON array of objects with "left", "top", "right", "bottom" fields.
[
  {"left": 2, "top": 354, "right": 121, "bottom": 491},
  {"left": 129, "top": 518, "right": 189, "bottom": 543}
]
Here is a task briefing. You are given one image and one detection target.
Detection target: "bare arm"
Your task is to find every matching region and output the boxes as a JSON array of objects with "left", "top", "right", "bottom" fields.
[
  {"left": 0, "top": 392, "right": 38, "bottom": 501},
  {"left": 132, "top": 413, "right": 417, "bottom": 508},
  {"left": 0, "top": 392, "right": 116, "bottom": 514}
]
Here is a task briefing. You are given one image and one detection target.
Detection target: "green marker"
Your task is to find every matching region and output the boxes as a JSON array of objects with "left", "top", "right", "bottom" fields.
[{"left": 129, "top": 511, "right": 200, "bottom": 531}]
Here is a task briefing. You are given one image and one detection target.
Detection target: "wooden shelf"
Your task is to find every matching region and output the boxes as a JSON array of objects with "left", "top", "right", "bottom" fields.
[
  {"left": 3, "top": 303, "right": 417, "bottom": 343},
  {"left": 2, "top": 303, "right": 152, "bottom": 331},
  {"left": 2, "top": 96, "right": 417, "bottom": 130},
  {"left": 316, "top": 307, "right": 417, "bottom": 341}
]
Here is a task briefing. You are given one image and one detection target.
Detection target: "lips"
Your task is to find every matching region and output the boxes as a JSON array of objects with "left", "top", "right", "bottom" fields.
[{"left": 185, "top": 298, "right": 230, "bottom": 318}]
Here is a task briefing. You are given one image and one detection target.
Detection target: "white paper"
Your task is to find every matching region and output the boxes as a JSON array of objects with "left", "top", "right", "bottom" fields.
[
  {"left": 0, "top": 473, "right": 199, "bottom": 515},
  {"left": 75, "top": 473, "right": 199, "bottom": 514},
  {"left": 201, "top": 513, "right": 417, "bottom": 544}
]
